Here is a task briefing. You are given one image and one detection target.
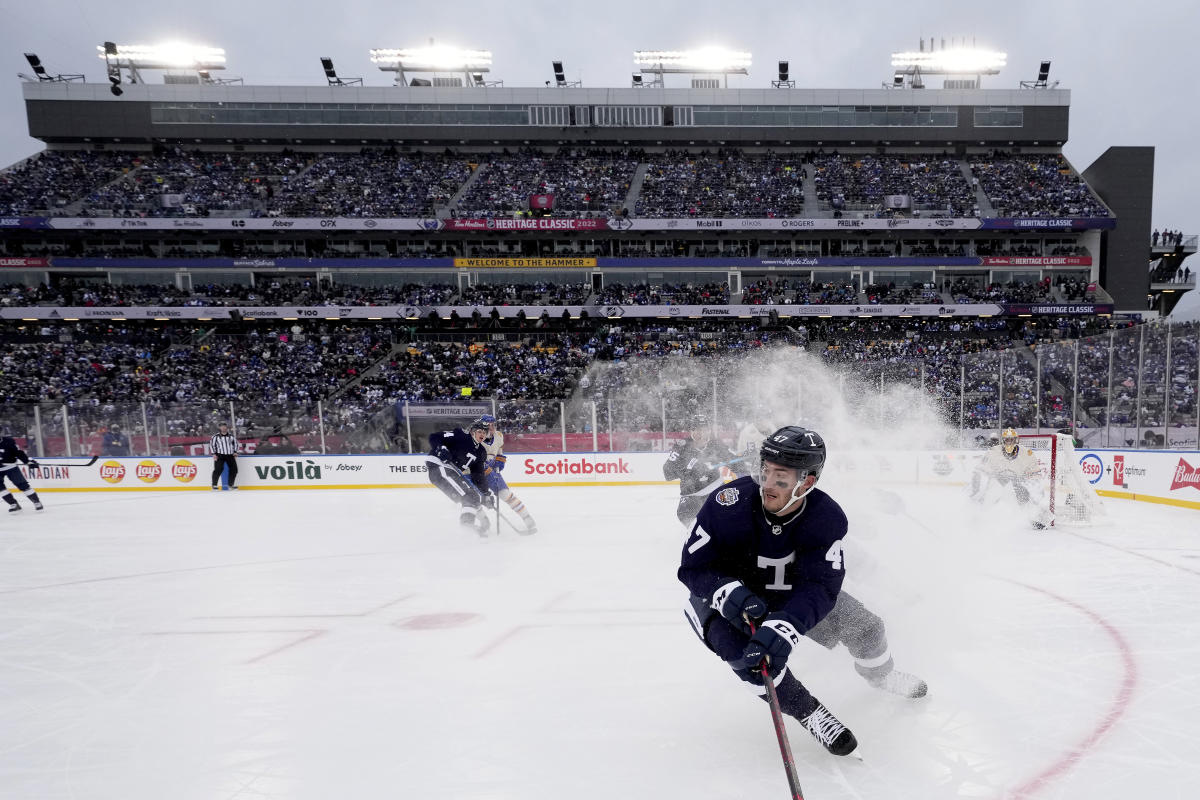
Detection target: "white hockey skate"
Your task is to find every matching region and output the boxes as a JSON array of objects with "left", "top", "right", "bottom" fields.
[{"left": 868, "top": 669, "right": 928, "bottom": 699}]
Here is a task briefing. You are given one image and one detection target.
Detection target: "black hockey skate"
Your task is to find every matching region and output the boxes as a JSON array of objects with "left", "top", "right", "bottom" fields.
[
  {"left": 7, "top": 505, "right": 20, "bottom": 513},
  {"left": 799, "top": 701, "right": 858, "bottom": 756},
  {"left": 868, "top": 669, "right": 928, "bottom": 699}
]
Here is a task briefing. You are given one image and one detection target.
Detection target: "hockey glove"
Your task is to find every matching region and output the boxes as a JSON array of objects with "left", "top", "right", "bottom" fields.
[
  {"left": 27, "top": 460, "right": 40, "bottom": 470},
  {"left": 434, "top": 445, "right": 453, "bottom": 464},
  {"left": 713, "top": 583, "right": 767, "bottom": 635},
  {"left": 743, "top": 617, "right": 802, "bottom": 678},
  {"left": 493, "top": 453, "right": 506, "bottom": 472}
]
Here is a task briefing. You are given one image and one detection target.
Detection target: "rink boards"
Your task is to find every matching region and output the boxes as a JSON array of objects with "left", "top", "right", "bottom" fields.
[{"left": 17, "top": 449, "right": 1200, "bottom": 509}]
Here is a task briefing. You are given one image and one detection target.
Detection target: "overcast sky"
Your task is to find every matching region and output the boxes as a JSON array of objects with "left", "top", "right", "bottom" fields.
[{"left": 1, "top": 0, "right": 1196, "bottom": 233}]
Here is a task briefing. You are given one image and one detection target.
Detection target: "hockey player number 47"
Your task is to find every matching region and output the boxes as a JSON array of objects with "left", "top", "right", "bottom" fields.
[{"left": 825, "top": 541, "right": 844, "bottom": 570}]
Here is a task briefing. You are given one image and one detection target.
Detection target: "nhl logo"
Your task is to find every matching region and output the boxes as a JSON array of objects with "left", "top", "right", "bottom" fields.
[{"left": 771, "top": 524, "right": 783, "bottom": 536}]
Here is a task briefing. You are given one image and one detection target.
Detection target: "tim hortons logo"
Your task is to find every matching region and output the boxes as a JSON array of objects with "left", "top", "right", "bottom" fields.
[
  {"left": 135, "top": 461, "right": 162, "bottom": 483},
  {"left": 99, "top": 460, "right": 126, "bottom": 483},
  {"left": 1169, "top": 458, "right": 1200, "bottom": 492},
  {"left": 172, "top": 460, "right": 198, "bottom": 483}
]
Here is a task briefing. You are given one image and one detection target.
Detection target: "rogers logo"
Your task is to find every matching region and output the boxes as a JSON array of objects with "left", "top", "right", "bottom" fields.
[
  {"left": 135, "top": 461, "right": 162, "bottom": 483},
  {"left": 172, "top": 460, "right": 198, "bottom": 483},
  {"left": 523, "top": 458, "right": 631, "bottom": 475},
  {"left": 99, "top": 461, "right": 126, "bottom": 484}
]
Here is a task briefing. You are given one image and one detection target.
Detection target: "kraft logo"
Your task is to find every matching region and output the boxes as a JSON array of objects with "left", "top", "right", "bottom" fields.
[{"left": 523, "top": 458, "right": 631, "bottom": 475}]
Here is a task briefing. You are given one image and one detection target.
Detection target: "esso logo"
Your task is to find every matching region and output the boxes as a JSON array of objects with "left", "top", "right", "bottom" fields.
[
  {"left": 135, "top": 461, "right": 162, "bottom": 483},
  {"left": 1079, "top": 454, "right": 1104, "bottom": 484},
  {"left": 99, "top": 461, "right": 126, "bottom": 484},
  {"left": 172, "top": 460, "right": 198, "bottom": 483}
]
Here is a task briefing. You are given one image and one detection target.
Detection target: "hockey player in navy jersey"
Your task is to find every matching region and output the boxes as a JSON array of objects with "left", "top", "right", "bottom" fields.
[
  {"left": 663, "top": 413, "right": 750, "bottom": 526},
  {"left": 678, "top": 426, "right": 926, "bottom": 758},
  {"left": 425, "top": 419, "right": 495, "bottom": 536},
  {"left": 478, "top": 415, "right": 537, "bottom": 534},
  {"left": 0, "top": 434, "right": 45, "bottom": 513}
]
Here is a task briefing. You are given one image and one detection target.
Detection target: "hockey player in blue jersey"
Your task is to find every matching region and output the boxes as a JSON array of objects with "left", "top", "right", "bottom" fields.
[
  {"left": 477, "top": 415, "right": 537, "bottom": 534},
  {"left": 679, "top": 426, "right": 926, "bottom": 758},
  {"left": 0, "top": 435, "right": 45, "bottom": 513},
  {"left": 425, "top": 419, "right": 495, "bottom": 536}
]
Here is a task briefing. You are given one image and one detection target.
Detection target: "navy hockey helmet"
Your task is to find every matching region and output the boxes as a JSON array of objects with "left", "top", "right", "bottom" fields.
[
  {"left": 759, "top": 426, "right": 826, "bottom": 481},
  {"left": 469, "top": 418, "right": 490, "bottom": 434}
]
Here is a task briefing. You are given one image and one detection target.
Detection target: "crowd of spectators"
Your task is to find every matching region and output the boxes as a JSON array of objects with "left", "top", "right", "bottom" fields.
[
  {"left": 949, "top": 277, "right": 1053, "bottom": 304},
  {"left": 272, "top": 151, "right": 472, "bottom": 217},
  {"left": 3, "top": 314, "right": 1195, "bottom": 450},
  {"left": 593, "top": 282, "right": 730, "bottom": 306},
  {"left": 811, "top": 154, "right": 977, "bottom": 216},
  {"left": 81, "top": 149, "right": 306, "bottom": 217},
  {"left": 3, "top": 148, "right": 1126, "bottom": 220},
  {"left": 455, "top": 148, "right": 639, "bottom": 218},
  {"left": 1152, "top": 229, "right": 1187, "bottom": 248},
  {"left": 635, "top": 151, "right": 806, "bottom": 218},
  {"left": 968, "top": 153, "right": 1110, "bottom": 218}
]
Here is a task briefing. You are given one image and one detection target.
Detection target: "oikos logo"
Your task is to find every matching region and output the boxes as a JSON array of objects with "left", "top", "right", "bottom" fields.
[
  {"left": 172, "top": 460, "right": 198, "bottom": 483},
  {"left": 99, "top": 460, "right": 126, "bottom": 484},
  {"left": 135, "top": 461, "right": 162, "bottom": 483},
  {"left": 1079, "top": 454, "right": 1104, "bottom": 484}
]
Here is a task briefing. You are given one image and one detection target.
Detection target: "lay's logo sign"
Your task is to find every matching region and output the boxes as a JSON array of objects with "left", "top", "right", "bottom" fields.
[
  {"left": 135, "top": 461, "right": 162, "bottom": 483},
  {"left": 99, "top": 461, "right": 126, "bottom": 484},
  {"left": 172, "top": 460, "right": 198, "bottom": 483}
]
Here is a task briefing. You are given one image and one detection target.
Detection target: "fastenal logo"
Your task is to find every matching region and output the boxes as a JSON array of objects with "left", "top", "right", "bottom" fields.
[
  {"left": 99, "top": 460, "right": 126, "bottom": 484},
  {"left": 135, "top": 460, "right": 162, "bottom": 483},
  {"left": 172, "top": 460, "right": 198, "bottom": 483}
]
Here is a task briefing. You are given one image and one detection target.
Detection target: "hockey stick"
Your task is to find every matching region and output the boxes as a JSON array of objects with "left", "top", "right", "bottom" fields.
[
  {"left": 748, "top": 618, "right": 805, "bottom": 800},
  {"left": 495, "top": 504, "right": 532, "bottom": 535},
  {"left": 34, "top": 455, "right": 99, "bottom": 467}
]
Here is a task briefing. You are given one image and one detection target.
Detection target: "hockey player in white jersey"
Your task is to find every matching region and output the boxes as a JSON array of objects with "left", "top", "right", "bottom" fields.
[
  {"left": 478, "top": 415, "right": 537, "bottom": 534},
  {"left": 969, "top": 428, "right": 1050, "bottom": 529}
]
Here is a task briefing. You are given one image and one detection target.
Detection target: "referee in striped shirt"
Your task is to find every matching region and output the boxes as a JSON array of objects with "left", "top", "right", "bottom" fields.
[{"left": 210, "top": 422, "right": 240, "bottom": 490}]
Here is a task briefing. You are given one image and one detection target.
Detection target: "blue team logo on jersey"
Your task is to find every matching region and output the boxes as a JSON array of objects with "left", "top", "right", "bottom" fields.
[{"left": 715, "top": 487, "right": 740, "bottom": 506}]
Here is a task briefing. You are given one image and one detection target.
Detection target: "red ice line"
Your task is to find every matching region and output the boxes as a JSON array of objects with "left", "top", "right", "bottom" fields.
[{"left": 1004, "top": 581, "right": 1138, "bottom": 800}]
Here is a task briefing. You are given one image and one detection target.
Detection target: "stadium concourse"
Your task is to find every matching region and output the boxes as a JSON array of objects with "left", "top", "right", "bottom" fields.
[{"left": 0, "top": 481, "right": 1197, "bottom": 799}]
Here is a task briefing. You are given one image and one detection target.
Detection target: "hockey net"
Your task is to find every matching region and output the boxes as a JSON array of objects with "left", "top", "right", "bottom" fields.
[{"left": 1019, "top": 433, "right": 1104, "bottom": 526}]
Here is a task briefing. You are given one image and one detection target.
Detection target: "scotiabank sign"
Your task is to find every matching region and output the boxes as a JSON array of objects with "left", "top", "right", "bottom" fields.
[{"left": 522, "top": 457, "right": 631, "bottom": 476}]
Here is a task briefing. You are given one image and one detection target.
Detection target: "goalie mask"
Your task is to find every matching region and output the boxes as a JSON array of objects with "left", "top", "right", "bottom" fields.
[
  {"left": 1002, "top": 428, "right": 1019, "bottom": 458},
  {"left": 758, "top": 426, "right": 826, "bottom": 514}
]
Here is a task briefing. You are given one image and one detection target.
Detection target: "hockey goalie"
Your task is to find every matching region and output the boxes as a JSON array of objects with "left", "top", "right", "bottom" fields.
[{"left": 968, "top": 428, "right": 1052, "bottom": 530}]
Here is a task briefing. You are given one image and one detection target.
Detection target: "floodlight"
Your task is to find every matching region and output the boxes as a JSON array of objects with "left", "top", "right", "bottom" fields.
[
  {"left": 552, "top": 59, "right": 565, "bottom": 86},
  {"left": 370, "top": 46, "right": 492, "bottom": 71},
  {"left": 893, "top": 73, "right": 905, "bottom": 87},
  {"left": 321, "top": 57, "right": 336, "bottom": 78},
  {"left": 24, "top": 53, "right": 47, "bottom": 79},
  {"left": 1037, "top": 60, "right": 1051, "bottom": 82},
  {"left": 890, "top": 48, "right": 1006, "bottom": 74},
  {"left": 631, "top": 74, "right": 643, "bottom": 85},
  {"left": 97, "top": 42, "right": 227, "bottom": 70},
  {"left": 634, "top": 48, "right": 752, "bottom": 72},
  {"left": 777, "top": 60, "right": 788, "bottom": 81}
]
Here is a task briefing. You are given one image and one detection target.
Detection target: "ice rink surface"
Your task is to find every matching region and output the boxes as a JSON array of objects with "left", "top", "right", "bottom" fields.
[{"left": 1, "top": 480, "right": 1197, "bottom": 800}]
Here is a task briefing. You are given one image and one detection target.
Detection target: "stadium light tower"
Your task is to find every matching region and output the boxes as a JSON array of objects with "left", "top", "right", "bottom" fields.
[
  {"left": 634, "top": 47, "right": 751, "bottom": 88},
  {"left": 1020, "top": 60, "right": 1057, "bottom": 89},
  {"left": 370, "top": 45, "right": 496, "bottom": 87},
  {"left": 890, "top": 38, "right": 1006, "bottom": 89},
  {"left": 321, "top": 57, "right": 362, "bottom": 87},
  {"left": 20, "top": 53, "right": 84, "bottom": 83},
  {"left": 98, "top": 42, "right": 227, "bottom": 86}
]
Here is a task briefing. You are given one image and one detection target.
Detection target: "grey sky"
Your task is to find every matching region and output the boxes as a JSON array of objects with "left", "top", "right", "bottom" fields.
[{"left": 2, "top": 0, "right": 1196, "bottom": 233}]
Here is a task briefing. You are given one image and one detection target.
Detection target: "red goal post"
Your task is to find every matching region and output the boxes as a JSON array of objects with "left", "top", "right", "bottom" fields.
[{"left": 1018, "top": 433, "right": 1104, "bottom": 526}]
